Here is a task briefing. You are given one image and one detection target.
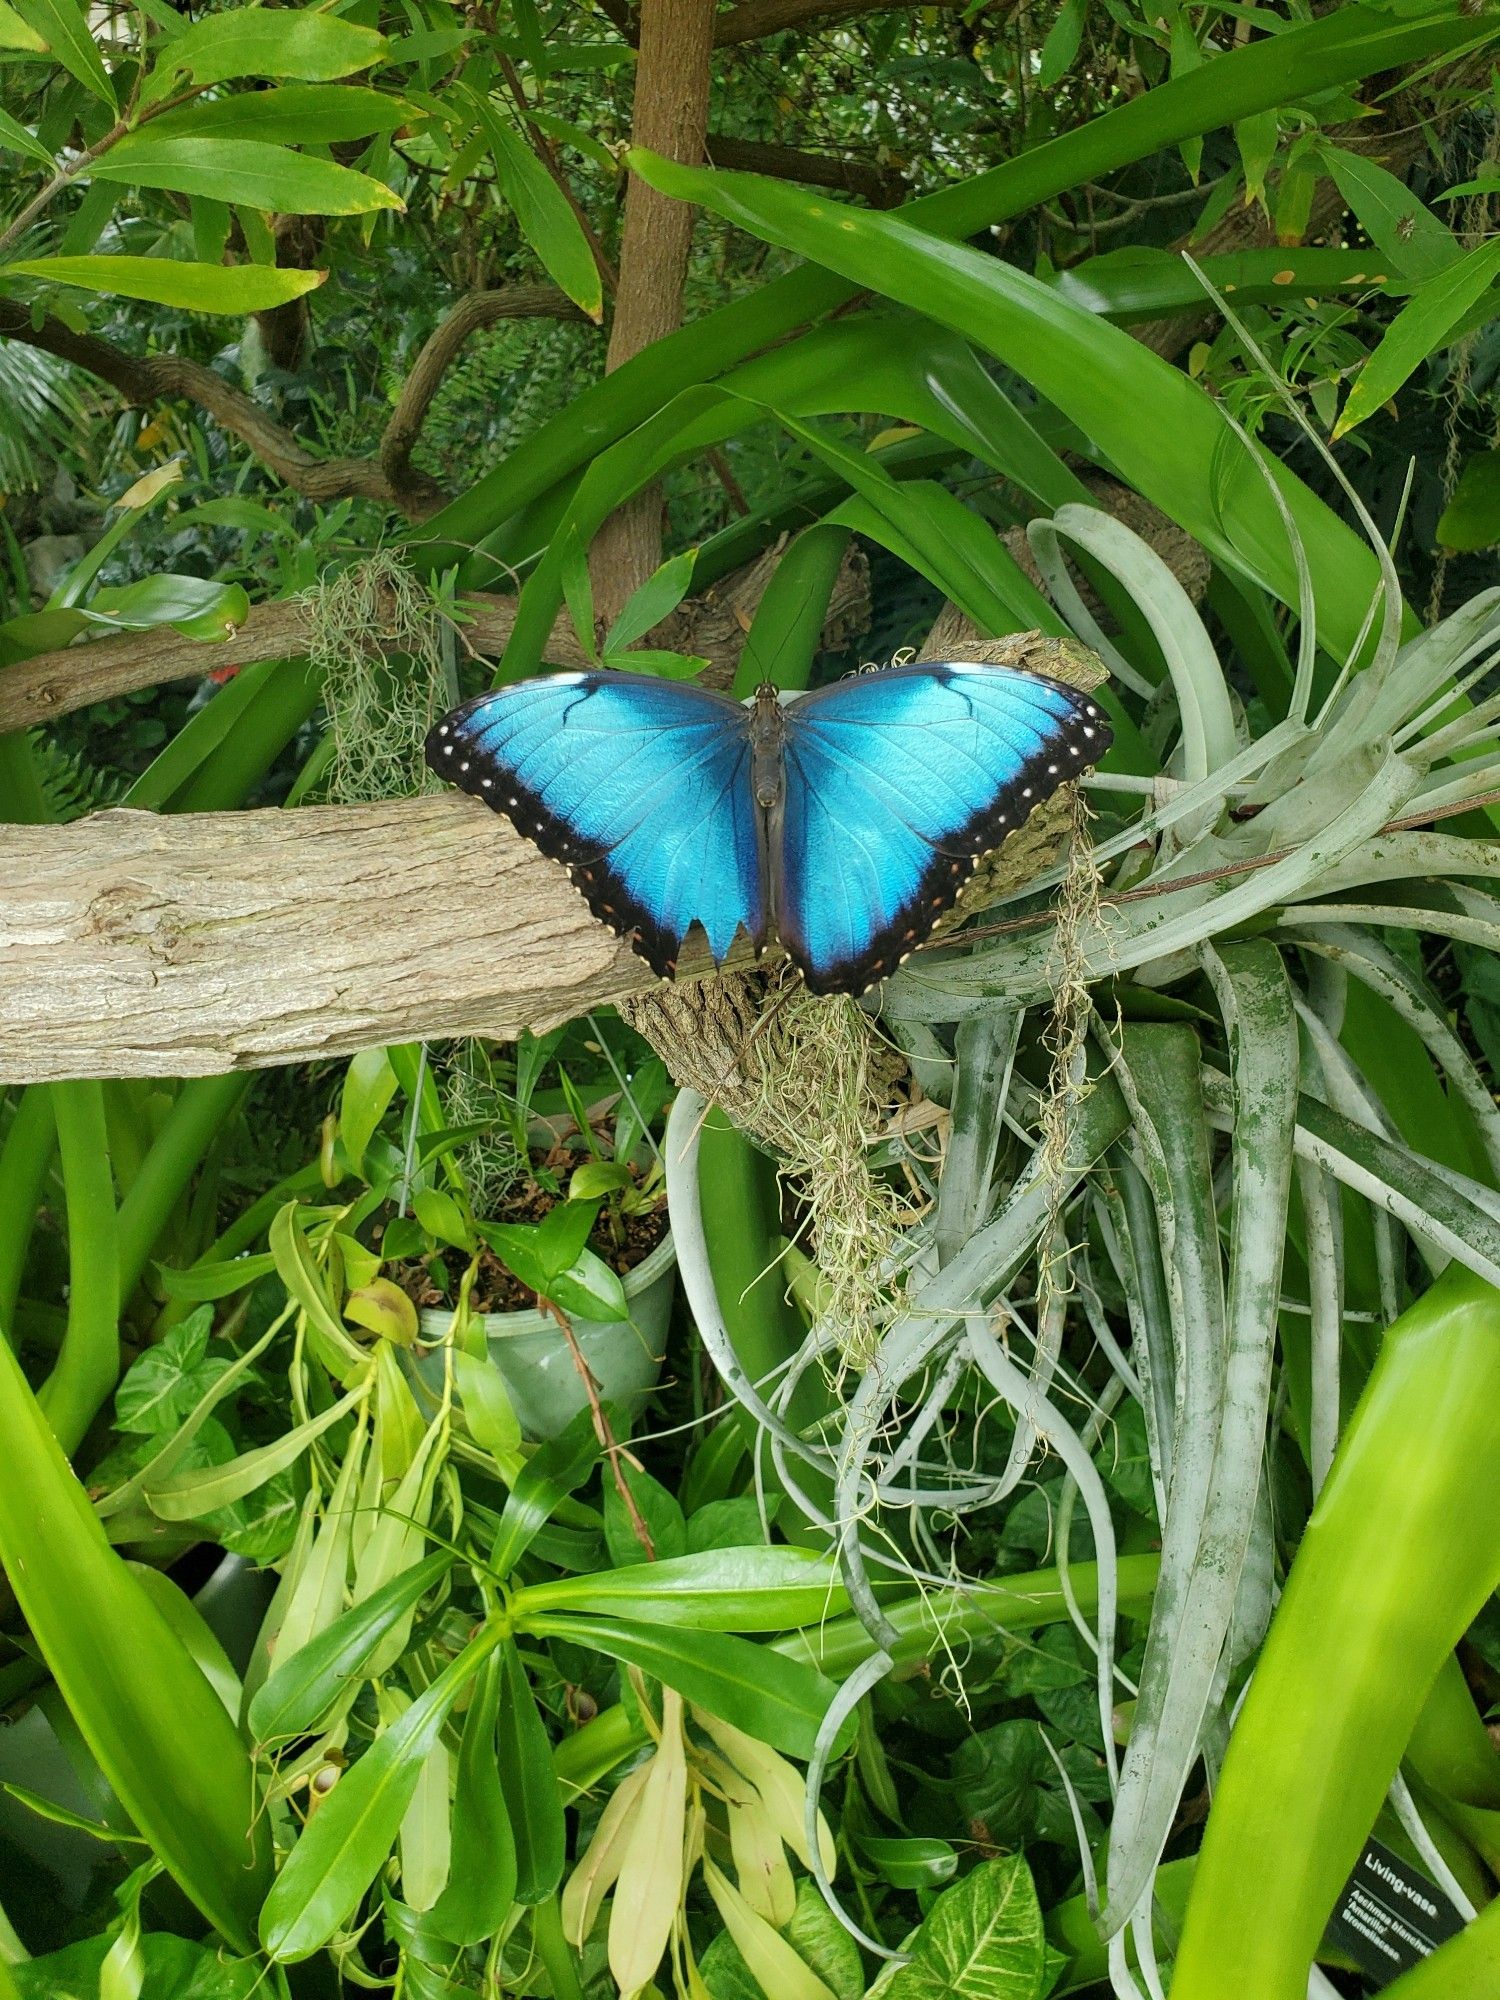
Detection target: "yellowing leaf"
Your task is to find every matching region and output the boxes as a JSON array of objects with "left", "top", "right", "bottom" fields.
[
  {"left": 561, "top": 1762, "right": 651, "bottom": 1947},
  {"left": 115, "top": 459, "right": 185, "bottom": 510},
  {"left": 696, "top": 1711, "right": 836, "bottom": 1879},
  {"left": 702, "top": 1860, "right": 838, "bottom": 2000},
  {"left": 609, "top": 1691, "right": 687, "bottom": 1996},
  {"left": 3, "top": 253, "right": 327, "bottom": 312},
  {"left": 345, "top": 1279, "right": 419, "bottom": 1347},
  {"left": 728, "top": 1792, "right": 797, "bottom": 1928}
]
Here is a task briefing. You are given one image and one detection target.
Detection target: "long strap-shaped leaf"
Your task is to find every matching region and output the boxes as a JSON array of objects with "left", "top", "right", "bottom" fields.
[
  {"left": 1105, "top": 942, "right": 1297, "bottom": 1932},
  {"left": 0, "top": 1330, "right": 272, "bottom": 1948}
]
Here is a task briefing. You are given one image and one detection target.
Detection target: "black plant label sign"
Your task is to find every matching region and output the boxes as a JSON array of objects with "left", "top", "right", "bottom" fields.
[{"left": 1323, "top": 1836, "right": 1464, "bottom": 1988}]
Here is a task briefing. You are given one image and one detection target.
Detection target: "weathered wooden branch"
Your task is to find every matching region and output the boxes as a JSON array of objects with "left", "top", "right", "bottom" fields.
[
  {"left": 0, "top": 593, "right": 592, "bottom": 735},
  {"left": 0, "top": 797, "right": 679, "bottom": 1082},
  {"left": 0, "top": 542, "right": 871, "bottom": 730}
]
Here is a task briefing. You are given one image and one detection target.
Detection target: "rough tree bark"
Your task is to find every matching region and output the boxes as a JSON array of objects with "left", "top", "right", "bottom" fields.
[
  {"left": 588, "top": 0, "right": 717, "bottom": 624},
  {"left": 0, "top": 798, "right": 674, "bottom": 1081}
]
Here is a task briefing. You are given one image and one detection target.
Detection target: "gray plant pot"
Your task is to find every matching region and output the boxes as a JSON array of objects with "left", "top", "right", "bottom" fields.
[{"left": 414, "top": 1229, "right": 676, "bottom": 1440}]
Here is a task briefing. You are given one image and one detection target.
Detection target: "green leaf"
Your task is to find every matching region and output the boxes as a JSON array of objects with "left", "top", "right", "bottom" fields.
[
  {"left": 494, "top": 1637, "right": 567, "bottom": 1905},
  {"left": 0, "top": 1333, "right": 272, "bottom": 1948},
  {"left": 884, "top": 1856, "right": 1048, "bottom": 2000},
  {"left": 1335, "top": 237, "right": 1500, "bottom": 438},
  {"left": 604, "top": 547, "right": 698, "bottom": 654},
  {"left": 115, "top": 1306, "right": 230, "bottom": 1434},
  {"left": 1233, "top": 109, "right": 1278, "bottom": 211},
  {"left": 1436, "top": 448, "right": 1500, "bottom": 553},
  {"left": 77, "top": 574, "right": 249, "bottom": 640},
  {"left": 0, "top": 102, "right": 52, "bottom": 162},
  {"left": 688, "top": 1496, "right": 769, "bottom": 1555},
  {"left": 1315, "top": 142, "right": 1460, "bottom": 283},
  {"left": 420, "top": 6, "right": 1485, "bottom": 569},
  {"left": 453, "top": 1350, "right": 523, "bottom": 1470},
  {"left": 91, "top": 135, "right": 402, "bottom": 215},
  {"left": 534, "top": 1195, "right": 601, "bottom": 1275},
  {"left": 470, "top": 94, "right": 603, "bottom": 321},
  {"left": 414, "top": 1185, "right": 473, "bottom": 1251},
  {"left": 259, "top": 1635, "right": 494, "bottom": 1961},
  {"left": 249, "top": 1553, "right": 452, "bottom": 1743},
  {"left": 0, "top": 0, "right": 49, "bottom": 52},
  {"left": 602, "top": 1460, "right": 687, "bottom": 1568},
  {"left": 517, "top": 1547, "right": 844, "bottom": 1631},
  {"left": 13, "top": 0, "right": 113, "bottom": 104},
  {"left": 522, "top": 1613, "right": 848, "bottom": 1762},
  {"left": 1037, "top": 0, "right": 1086, "bottom": 89},
  {"left": 489, "top": 1410, "right": 599, "bottom": 1580},
  {"left": 624, "top": 149, "right": 1398, "bottom": 662},
  {"left": 427, "top": 1650, "right": 517, "bottom": 1945},
  {"left": 14, "top": 1934, "right": 261, "bottom": 2000},
  {"left": 147, "top": 83, "right": 416, "bottom": 145},
  {"left": 600, "top": 647, "right": 709, "bottom": 679},
  {"left": 144, "top": 1383, "right": 363, "bottom": 1519},
  {"left": 857, "top": 1835, "right": 959, "bottom": 1891},
  {"left": 1, "top": 253, "right": 326, "bottom": 312},
  {"left": 142, "top": 7, "right": 387, "bottom": 99},
  {"left": 340, "top": 1046, "right": 398, "bottom": 1177}
]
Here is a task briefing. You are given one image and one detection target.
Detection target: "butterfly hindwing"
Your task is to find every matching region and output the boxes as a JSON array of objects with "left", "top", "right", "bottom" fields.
[
  {"left": 774, "top": 661, "right": 1110, "bottom": 993},
  {"left": 425, "top": 673, "right": 765, "bottom": 978}
]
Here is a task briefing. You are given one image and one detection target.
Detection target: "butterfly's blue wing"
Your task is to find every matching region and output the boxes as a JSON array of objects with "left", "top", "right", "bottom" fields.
[
  {"left": 425, "top": 672, "right": 764, "bottom": 978},
  {"left": 775, "top": 661, "right": 1110, "bottom": 993}
]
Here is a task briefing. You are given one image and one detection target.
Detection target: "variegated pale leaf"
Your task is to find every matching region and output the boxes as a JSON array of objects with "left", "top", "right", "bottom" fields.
[
  {"left": 727, "top": 1792, "right": 797, "bottom": 1928},
  {"left": 561, "top": 1762, "right": 651, "bottom": 1948},
  {"left": 609, "top": 1691, "right": 687, "bottom": 1997},
  {"left": 702, "top": 1859, "right": 838, "bottom": 2000},
  {"left": 695, "top": 1710, "right": 836, "bottom": 1878}
]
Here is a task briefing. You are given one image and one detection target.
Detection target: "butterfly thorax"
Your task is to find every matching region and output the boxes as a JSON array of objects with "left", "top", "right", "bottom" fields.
[{"left": 749, "top": 683, "right": 788, "bottom": 810}]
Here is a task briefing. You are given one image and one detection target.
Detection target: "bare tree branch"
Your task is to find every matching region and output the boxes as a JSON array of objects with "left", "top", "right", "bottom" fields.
[
  {"left": 0, "top": 283, "right": 594, "bottom": 521},
  {"left": 705, "top": 134, "right": 902, "bottom": 206},
  {"left": 0, "top": 797, "right": 686, "bottom": 1081},
  {"left": 0, "top": 540, "right": 871, "bottom": 731},
  {"left": 379, "top": 284, "right": 589, "bottom": 494},
  {"left": 713, "top": 0, "right": 969, "bottom": 44}
]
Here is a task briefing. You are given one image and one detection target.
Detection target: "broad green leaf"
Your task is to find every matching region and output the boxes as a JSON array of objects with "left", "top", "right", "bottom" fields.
[
  {"left": 13, "top": 1934, "right": 262, "bottom": 2000},
  {"left": 422, "top": 7, "right": 1483, "bottom": 571},
  {"left": 1234, "top": 109, "right": 1278, "bottom": 210},
  {"left": 340, "top": 1046, "right": 398, "bottom": 1176},
  {"left": 415, "top": 1184, "right": 473, "bottom": 1250},
  {"left": 521, "top": 1613, "right": 848, "bottom": 1762},
  {"left": 604, "top": 547, "right": 699, "bottom": 654},
  {"left": 13, "top": 0, "right": 113, "bottom": 103},
  {"left": 1037, "top": 0, "right": 1085, "bottom": 89},
  {"left": 1316, "top": 143, "right": 1460, "bottom": 283},
  {"left": 602, "top": 1459, "right": 687, "bottom": 1568},
  {"left": 115, "top": 1306, "right": 230, "bottom": 1434},
  {"left": 249, "top": 1552, "right": 452, "bottom": 1743},
  {"left": 145, "top": 1384, "right": 364, "bottom": 1520},
  {"left": 1336, "top": 237, "right": 1500, "bottom": 439},
  {"left": 147, "top": 84, "right": 417, "bottom": 146},
  {"left": 0, "top": 1333, "right": 272, "bottom": 1948},
  {"left": 471, "top": 95, "right": 603, "bottom": 321},
  {"left": 142, "top": 7, "right": 386, "bottom": 100},
  {"left": 65, "top": 574, "right": 249, "bottom": 641},
  {"left": 704, "top": 1861, "right": 836, "bottom": 2000},
  {"left": 884, "top": 1855, "right": 1047, "bottom": 2000},
  {"left": 91, "top": 135, "right": 402, "bottom": 216},
  {"left": 158, "top": 1251, "right": 276, "bottom": 1300},
  {"left": 489, "top": 1410, "right": 599, "bottom": 1580},
  {"left": 625, "top": 147, "right": 1401, "bottom": 662},
  {"left": 127, "top": 1562, "right": 241, "bottom": 1716},
  {"left": 1436, "top": 448, "right": 1500, "bottom": 553},
  {"left": 453, "top": 1349, "right": 523, "bottom": 1471},
  {"left": 1, "top": 254, "right": 325, "bottom": 312},
  {"left": 857, "top": 1834, "right": 959, "bottom": 1890},
  {"left": 515, "top": 1548, "right": 845, "bottom": 1631},
  {"left": 427, "top": 1650, "right": 517, "bottom": 1945},
  {"left": 0, "top": 0, "right": 48, "bottom": 51},
  {"left": 0, "top": 103, "right": 51, "bottom": 162},
  {"left": 495, "top": 1638, "right": 567, "bottom": 1905},
  {"left": 259, "top": 1634, "right": 495, "bottom": 1960}
]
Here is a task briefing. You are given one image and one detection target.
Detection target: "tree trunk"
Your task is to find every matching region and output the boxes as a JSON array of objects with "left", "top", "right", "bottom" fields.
[{"left": 589, "top": 0, "right": 716, "bottom": 625}]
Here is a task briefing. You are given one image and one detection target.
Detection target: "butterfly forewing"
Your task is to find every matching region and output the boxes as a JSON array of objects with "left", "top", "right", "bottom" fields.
[
  {"left": 774, "top": 662, "right": 1110, "bottom": 993},
  {"left": 425, "top": 673, "right": 766, "bottom": 977}
]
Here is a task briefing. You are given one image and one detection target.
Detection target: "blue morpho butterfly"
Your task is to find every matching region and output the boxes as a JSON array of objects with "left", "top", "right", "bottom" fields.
[{"left": 425, "top": 661, "right": 1111, "bottom": 997}]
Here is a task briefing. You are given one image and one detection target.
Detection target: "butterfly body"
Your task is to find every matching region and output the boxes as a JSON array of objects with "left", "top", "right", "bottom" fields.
[{"left": 426, "top": 661, "right": 1109, "bottom": 995}]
